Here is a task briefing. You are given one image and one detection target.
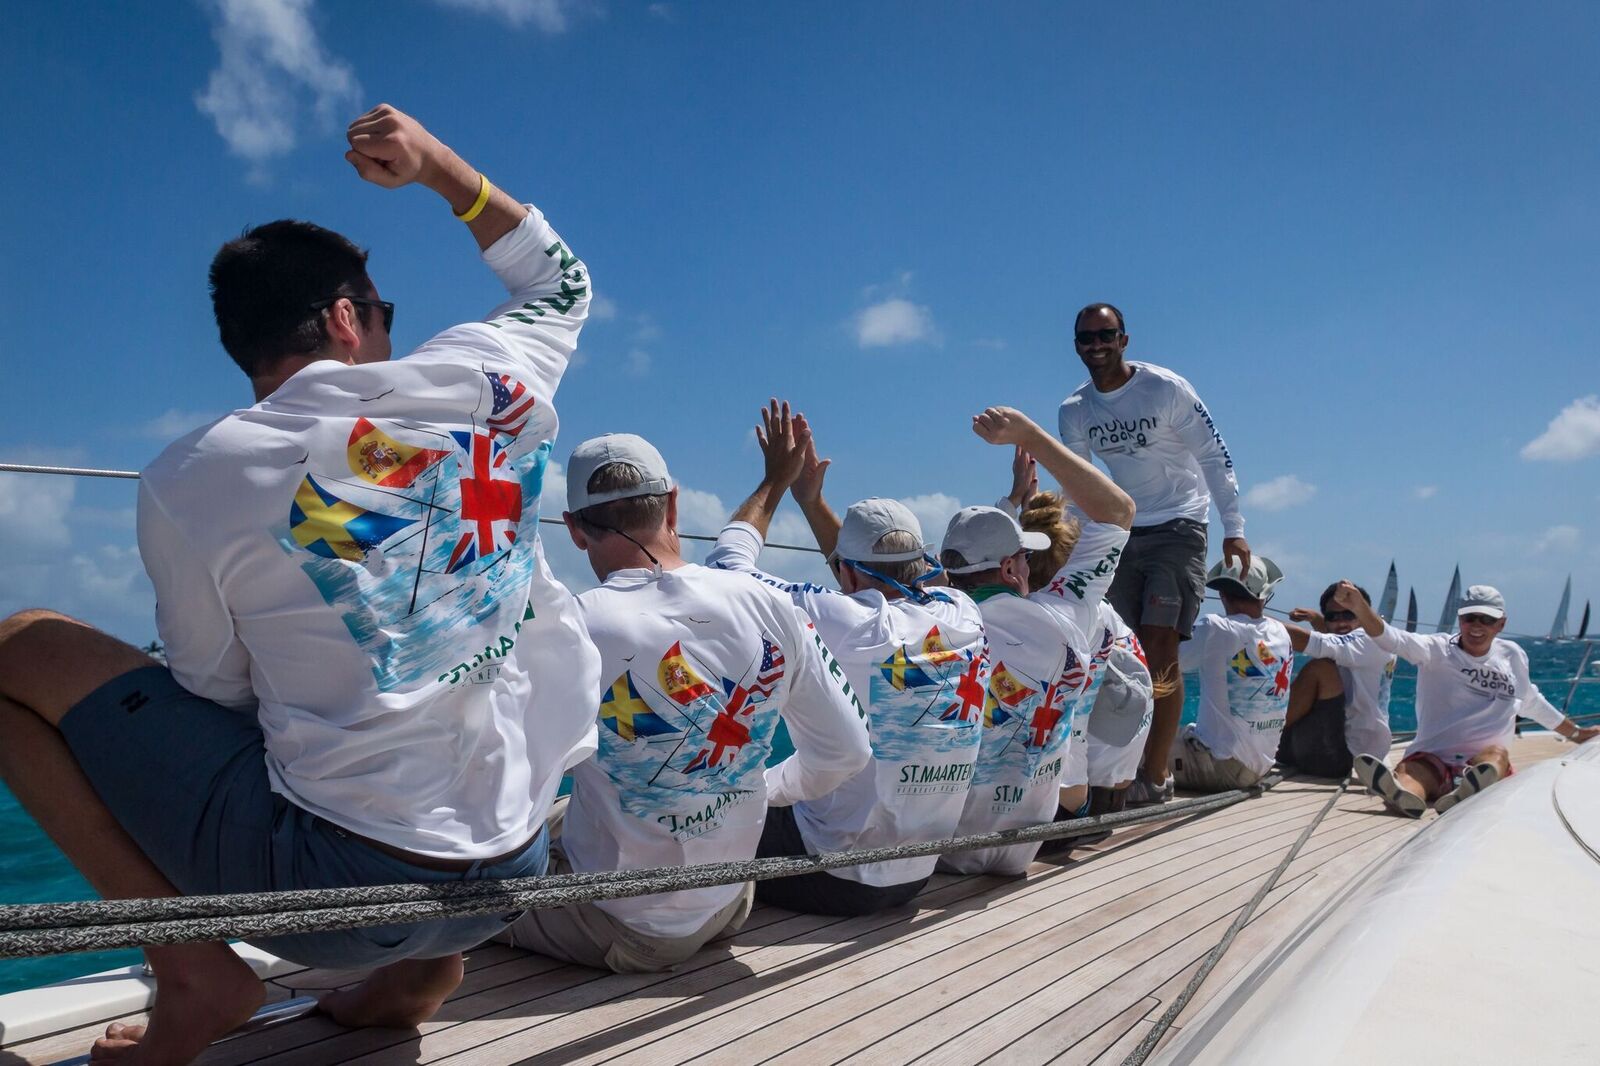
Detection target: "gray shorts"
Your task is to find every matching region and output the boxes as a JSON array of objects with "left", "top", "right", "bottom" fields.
[
  {"left": 61, "top": 666, "right": 545, "bottom": 969},
  {"left": 1168, "top": 725, "right": 1265, "bottom": 792},
  {"left": 499, "top": 798, "right": 753, "bottom": 973},
  {"left": 1106, "top": 518, "right": 1208, "bottom": 638}
]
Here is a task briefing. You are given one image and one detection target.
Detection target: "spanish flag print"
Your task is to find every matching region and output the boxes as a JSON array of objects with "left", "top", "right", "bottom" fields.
[
  {"left": 659, "top": 641, "right": 716, "bottom": 706},
  {"left": 346, "top": 418, "right": 450, "bottom": 488}
]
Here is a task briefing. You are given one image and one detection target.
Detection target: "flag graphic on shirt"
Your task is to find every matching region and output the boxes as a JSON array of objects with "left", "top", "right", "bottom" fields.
[
  {"left": 683, "top": 677, "right": 759, "bottom": 774},
  {"left": 1256, "top": 641, "right": 1277, "bottom": 666},
  {"left": 1272, "top": 657, "right": 1292, "bottom": 697},
  {"left": 599, "top": 673, "right": 679, "bottom": 742},
  {"left": 984, "top": 662, "right": 1037, "bottom": 727},
  {"left": 346, "top": 418, "right": 449, "bottom": 488},
  {"left": 939, "top": 650, "right": 988, "bottom": 724},
  {"left": 1229, "top": 648, "right": 1266, "bottom": 678},
  {"left": 659, "top": 641, "right": 716, "bottom": 706},
  {"left": 879, "top": 626, "right": 966, "bottom": 691},
  {"left": 1027, "top": 680, "right": 1070, "bottom": 750},
  {"left": 920, "top": 626, "right": 965, "bottom": 667},
  {"left": 289, "top": 475, "right": 416, "bottom": 561},
  {"left": 444, "top": 430, "right": 523, "bottom": 573},
  {"left": 1060, "top": 647, "right": 1091, "bottom": 695},
  {"left": 485, "top": 372, "right": 537, "bottom": 438}
]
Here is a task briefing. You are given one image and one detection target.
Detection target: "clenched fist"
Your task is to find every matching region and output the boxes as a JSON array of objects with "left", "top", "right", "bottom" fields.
[{"left": 345, "top": 104, "right": 448, "bottom": 189}]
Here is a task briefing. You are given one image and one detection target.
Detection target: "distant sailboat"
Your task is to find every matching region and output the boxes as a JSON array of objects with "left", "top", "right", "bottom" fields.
[
  {"left": 1549, "top": 576, "right": 1572, "bottom": 641},
  {"left": 1378, "top": 562, "right": 1398, "bottom": 623},
  {"left": 1578, "top": 601, "right": 1590, "bottom": 642},
  {"left": 1405, "top": 587, "right": 1419, "bottom": 632},
  {"left": 1437, "top": 566, "right": 1461, "bottom": 632}
]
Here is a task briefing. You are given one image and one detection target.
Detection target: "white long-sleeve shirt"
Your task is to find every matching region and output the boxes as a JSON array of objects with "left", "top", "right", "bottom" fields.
[
  {"left": 1179, "top": 613, "right": 1294, "bottom": 775},
  {"left": 1058, "top": 361, "right": 1245, "bottom": 537},
  {"left": 943, "top": 521, "right": 1129, "bottom": 875},
  {"left": 1373, "top": 627, "right": 1564, "bottom": 762},
  {"left": 562, "top": 564, "right": 869, "bottom": 937},
  {"left": 138, "top": 207, "right": 600, "bottom": 860},
  {"left": 707, "top": 522, "right": 988, "bottom": 888},
  {"left": 1302, "top": 630, "right": 1396, "bottom": 758}
]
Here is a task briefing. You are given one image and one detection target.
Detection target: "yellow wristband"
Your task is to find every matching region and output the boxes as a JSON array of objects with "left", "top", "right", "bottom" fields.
[{"left": 454, "top": 173, "right": 492, "bottom": 223}]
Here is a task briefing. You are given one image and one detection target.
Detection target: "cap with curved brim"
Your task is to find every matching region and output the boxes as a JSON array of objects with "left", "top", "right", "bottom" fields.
[
  {"left": 941, "top": 505, "right": 1051, "bottom": 574},
  {"left": 832, "top": 498, "right": 928, "bottom": 564},
  {"left": 566, "top": 434, "right": 673, "bottom": 512}
]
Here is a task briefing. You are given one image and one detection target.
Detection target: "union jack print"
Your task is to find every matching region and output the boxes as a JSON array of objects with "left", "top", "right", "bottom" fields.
[{"left": 445, "top": 430, "right": 522, "bottom": 573}]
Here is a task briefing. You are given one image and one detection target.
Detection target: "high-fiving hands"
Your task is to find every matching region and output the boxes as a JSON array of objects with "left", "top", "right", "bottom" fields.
[{"left": 755, "top": 399, "right": 810, "bottom": 491}]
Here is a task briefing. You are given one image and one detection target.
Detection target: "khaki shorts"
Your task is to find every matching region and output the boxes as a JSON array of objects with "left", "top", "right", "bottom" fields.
[
  {"left": 497, "top": 798, "right": 754, "bottom": 973},
  {"left": 1169, "top": 725, "right": 1265, "bottom": 792},
  {"left": 1106, "top": 518, "right": 1208, "bottom": 638}
]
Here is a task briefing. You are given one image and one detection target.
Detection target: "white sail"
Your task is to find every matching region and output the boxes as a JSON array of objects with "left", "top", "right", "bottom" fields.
[
  {"left": 1377, "top": 562, "right": 1398, "bottom": 622},
  {"left": 1437, "top": 566, "right": 1461, "bottom": 632},
  {"left": 1550, "top": 575, "right": 1572, "bottom": 641}
]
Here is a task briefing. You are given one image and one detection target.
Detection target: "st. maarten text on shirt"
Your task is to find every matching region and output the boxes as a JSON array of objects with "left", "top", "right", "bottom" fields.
[
  {"left": 986, "top": 753, "right": 1064, "bottom": 811},
  {"left": 897, "top": 760, "right": 976, "bottom": 794},
  {"left": 654, "top": 789, "right": 755, "bottom": 841}
]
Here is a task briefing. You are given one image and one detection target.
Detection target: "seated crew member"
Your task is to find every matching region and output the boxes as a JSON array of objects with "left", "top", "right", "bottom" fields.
[
  {"left": 936, "top": 412, "right": 1134, "bottom": 876},
  {"left": 500, "top": 432, "right": 869, "bottom": 970},
  {"left": 1171, "top": 556, "right": 1292, "bottom": 791},
  {"left": 1275, "top": 582, "right": 1396, "bottom": 779},
  {"left": 0, "top": 105, "right": 600, "bottom": 1062},
  {"left": 707, "top": 403, "right": 989, "bottom": 916},
  {"left": 1006, "top": 489, "right": 1158, "bottom": 824},
  {"left": 1335, "top": 582, "right": 1600, "bottom": 816}
]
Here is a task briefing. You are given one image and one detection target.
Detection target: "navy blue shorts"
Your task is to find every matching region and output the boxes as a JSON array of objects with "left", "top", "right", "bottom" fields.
[{"left": 60, "top": 666, "right": 545, "bottom": 969}]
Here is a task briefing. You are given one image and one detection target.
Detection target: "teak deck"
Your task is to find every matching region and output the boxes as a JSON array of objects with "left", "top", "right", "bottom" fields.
[{"left": 4, "top": 735, "right": 1571, "bottom": 1066}]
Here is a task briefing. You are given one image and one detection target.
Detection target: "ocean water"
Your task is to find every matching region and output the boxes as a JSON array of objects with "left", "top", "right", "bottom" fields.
[{"left": 2, "top": 638, "right": 1594, "bottom": 996}]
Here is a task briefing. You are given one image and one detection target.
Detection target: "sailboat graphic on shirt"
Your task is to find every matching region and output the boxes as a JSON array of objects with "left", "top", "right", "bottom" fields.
[{"left": 275, "top": 367, "right": 553, "bottom": 691}]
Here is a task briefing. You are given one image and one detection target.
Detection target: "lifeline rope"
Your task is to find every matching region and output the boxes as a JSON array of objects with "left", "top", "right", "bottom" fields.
[
  {"left": 0, "top": 781, "right": 1280, "bottom": 959},
  {"left": 1120, "top": 775, "right": 1349, "bottom": 1066}
]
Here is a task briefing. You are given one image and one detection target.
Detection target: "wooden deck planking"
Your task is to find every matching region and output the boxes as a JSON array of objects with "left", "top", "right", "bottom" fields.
[{"left": 8, "top": 736, "right": 1574, "bottom": 1066}]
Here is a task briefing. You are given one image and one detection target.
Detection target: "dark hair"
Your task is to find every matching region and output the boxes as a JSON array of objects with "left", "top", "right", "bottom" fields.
[
  {"left": 209, "top": 219, "right": 375, "bottom": 378},
  {"left": 939, "top": 549, "right": 1001, "bottom": 592},
  {"left": 1074, "top": 302, "right": 1127, "bottom": 332},
  {"left": 573, "top": 463, "right": 670, "bottom": 538},
  {"left": 1320, "top": 582, "right": 1370, "bottom": 613}
]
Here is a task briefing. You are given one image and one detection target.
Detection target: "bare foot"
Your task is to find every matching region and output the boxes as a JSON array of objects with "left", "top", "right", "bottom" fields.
[
  {"left": 319, "top": 953, "right": 464, "bottom": 1030},
  {"left": 87, "top": 944, "right": 264, "bottom": 1063}
]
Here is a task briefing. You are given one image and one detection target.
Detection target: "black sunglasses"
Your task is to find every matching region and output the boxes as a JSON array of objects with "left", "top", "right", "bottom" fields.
[
  {"left": 312, "top": 296, "right": 395, "bottom": 334},
  {"left": 1459, "top": 613, "right": 1499, "bottom": 626},
  {"left": 1075, "top": 328, "right": 1122, "bottom": 345},
  {"left": 1322, "top": 610, "right": 1356, "bottom": 622}
]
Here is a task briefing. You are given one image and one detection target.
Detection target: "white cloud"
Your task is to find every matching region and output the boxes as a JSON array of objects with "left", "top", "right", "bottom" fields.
[
  {"left": 624, "top": 349, "right": 652, "bottom": 377},
  {"left": 1243, "top": 475, "right": 1317, "bottom": 512},
  {"left": 588, "top": 294, "right": 619, "bottom": 321},
  {"left": 1535, "top": 524, "right": 1581, "bottom": 554},
  {"left": 854, "top": 298, "right": 937, "bottom": 348},
  {"left": 0, "top": 471, "right": 75, "bottom": 548},
  {"left": 142, "top": 409, "right": 224, "bottom": 440},
  {"left": 648, "top": 2, "right": 674, "bottom": 19},
  {"left": 432, "top": 0, "right": 580, "bottom": 32},
  {"left": 195, "top": 0, "right": 362, "bottom": 168},
  {"left": 897, "top": 492, "right": 964, "bottom": 542},
  {"left": 1413, "top": 485, "right": 1438, "bottom": 500},
  {"left": 1521, "top": 395, "right": 1600, "bottom": 461}
]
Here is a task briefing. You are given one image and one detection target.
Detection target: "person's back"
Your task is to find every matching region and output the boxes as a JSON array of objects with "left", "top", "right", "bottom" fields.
[
  {"left": 1084, "top": 601, "right": 1156, "bottom": 793},
  {"left": 140, "top": 183, "right": 595, "bottom": 861},
  {"left": 561, "top": 562, "right": 868, "bottom": 939}
]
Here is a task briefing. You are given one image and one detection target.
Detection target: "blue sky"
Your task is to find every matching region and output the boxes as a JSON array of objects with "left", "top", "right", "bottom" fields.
[{"left": 2, "top": 0, "right": 1598, "bottom": 643}]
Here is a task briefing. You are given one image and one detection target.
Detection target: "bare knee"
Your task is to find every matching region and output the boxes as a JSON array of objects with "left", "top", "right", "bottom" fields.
[
  {"left": 1059, "top": 784, "right": 1089, "bottom": 814},
  {"left": 1475, "top": 746, "right": 1511, "bottom": 773},
  {"left": 0, "top": 610, "right": 155, "bottom": 724}
]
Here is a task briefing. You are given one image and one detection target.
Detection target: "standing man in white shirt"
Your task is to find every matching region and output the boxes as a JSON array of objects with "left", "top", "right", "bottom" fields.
[
  {"left": 1335, "top": 583, "right": 1599, "bottom": 816},
  {"left": 501, "top": 433, "right": 870, "bottom": 970},
  {"left": 708, "top": 404, "right": 989, "bottom": 916},
  {"left": 936, "top": 409, "right": 1134, "bottom": 875},
  {"left": 1276, "top": 582, "right": 1397, "bottom": 778},
  {"left": 0, "top": 105, "right": 599, "bottom": 1062},
  {"left": 1059, "top": 303, "right": 1251, "bottom": 805},
  {"left": 1173, "top": 557, "right": 1292, "bottom": 791}
]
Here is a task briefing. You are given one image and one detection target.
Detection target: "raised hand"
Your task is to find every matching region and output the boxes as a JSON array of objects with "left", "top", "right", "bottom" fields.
[
  {"left": 1008, "top": 447, "right": 1038, "bottom": 510},
  {"left": 1288, "top": 606, "right": 1326, "bottom": 632},
  {"left": 791, "top": 415, "right": 832, "bottom": 506},
  {"left": 346, "top": 104, "right": 448, "bottom": 189},
  {"left": 972, "top": 406, "right": 1041, "bottom": 447},
  {"left": 755, "top": 399, "right": 808, "bottom": 490}
]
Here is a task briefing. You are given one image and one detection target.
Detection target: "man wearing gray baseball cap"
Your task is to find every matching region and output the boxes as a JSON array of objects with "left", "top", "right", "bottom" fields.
[
  {"left": 708, "top": 403, "right": 990, "bottom": 916},
  {"left": 1334, "top": 581, "right": 1600, "bottom": 816},
  {"left": 936, "top": 407, "right": 1135, "bottom": 875},
  {"left": 500, "top": 431, "right": 871, "bottom": 968}
]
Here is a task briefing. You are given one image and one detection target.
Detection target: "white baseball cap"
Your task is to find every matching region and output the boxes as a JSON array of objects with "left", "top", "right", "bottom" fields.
[
  {"left": 565, "top": 434, "right": 673, "bottom": 512},
  {"left": 1205, "top": 555, "right": 1285, "bottom": 603},
  {"left": 1458, "top": 585, "right": 1506, "bottom": 620},
  {"left": 832, "top": 498, "right": 928, "bottom": 564},
  {"left": 940, "top": 506, "right": 1050, "bottom": 574}
]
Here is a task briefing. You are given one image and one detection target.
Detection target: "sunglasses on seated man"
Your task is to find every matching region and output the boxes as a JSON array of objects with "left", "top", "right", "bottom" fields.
[{"left": 311, "top": 296, "right": 396, "bottom": 334}]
